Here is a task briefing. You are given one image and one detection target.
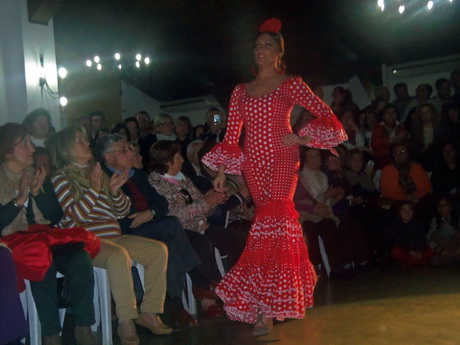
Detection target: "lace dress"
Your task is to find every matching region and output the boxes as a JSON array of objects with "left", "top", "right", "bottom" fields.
[{"left": 202, "top": 76, "right": 347, "bottom": 323}]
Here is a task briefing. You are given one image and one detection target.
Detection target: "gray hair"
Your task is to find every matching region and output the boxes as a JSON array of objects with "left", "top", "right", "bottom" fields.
[
  {"left": 186, "top": 139, "right": 204, "bottom": 154},
  {"left": 154, "top": 113, "right": 173, "bottom": 128},
  {"left": 94, "top": 133, "right": 125, "bottom": 164}
]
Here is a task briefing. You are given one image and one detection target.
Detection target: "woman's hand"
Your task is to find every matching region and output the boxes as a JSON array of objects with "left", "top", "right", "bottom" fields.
[
  {"left": 128, "top": 210, "right": 153, "bottom": 228},
  {"left": 30, "top": 166, "right": 46, "bottom": 196},
  {"left": 16, "top": 171, "right": 30, "bottom": 205},
  {"left": 204, "top": 189, "right": 228, "bottom": 207},
  {"left": 110, "top": 168, "right": 129, "bottom": 195},
  {"left": 281, "top": 133, "right": 311, "bottom": 147},
  {"left": 90, "top": 163, "right": 103, "bottom": 191},
  {"left": 213, "top": 164, "right": 227, "bottom": 192}
]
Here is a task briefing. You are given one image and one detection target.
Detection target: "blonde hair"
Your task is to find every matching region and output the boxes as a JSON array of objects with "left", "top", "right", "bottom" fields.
[{"left": 47, "top": 126, "right": 113, "bottom": 206}]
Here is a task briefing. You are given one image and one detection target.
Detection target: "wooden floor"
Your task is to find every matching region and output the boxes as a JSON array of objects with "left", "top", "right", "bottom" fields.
[{"left": 62, "top": 264, "right": 460, "bottom": 345}]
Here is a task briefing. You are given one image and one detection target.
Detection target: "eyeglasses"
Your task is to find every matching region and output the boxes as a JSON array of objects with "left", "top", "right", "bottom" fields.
[
  {"left": 159, "top": 122, "right": 174, "bottom": 126},
  {"left": 179, "top": 188, "right": 193, "bottom": 205},
  {"left": 106, "top": 144, "right": 134, "bottom": 154},
  {"left": 393, "top": 150, "right": 407, "bottom": 156}
]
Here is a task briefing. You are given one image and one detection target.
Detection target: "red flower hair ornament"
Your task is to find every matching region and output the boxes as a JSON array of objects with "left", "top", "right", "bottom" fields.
[{"left": 259, "top": 18, "right": 282, "bottom": 33}]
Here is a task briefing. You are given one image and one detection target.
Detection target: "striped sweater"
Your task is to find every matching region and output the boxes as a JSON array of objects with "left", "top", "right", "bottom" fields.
[{"left": 52, "top": 173, "right": 131, "bottom": 238}]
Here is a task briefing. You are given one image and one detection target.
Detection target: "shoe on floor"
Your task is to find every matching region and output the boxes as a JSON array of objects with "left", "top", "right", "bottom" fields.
[
  {"left": 136, "top": 313, "right": 173, "bottom": 335},
  {"left": 43, "top": 334, "right": 62, "bottom": 345},
  {"left": 75, "top": 326, "right": 97, "bottom": 345},
  {"left": 117, "top": 319, "right": 140, "bottom": 345},
  {"left": 170, "top": 308, "right": 198, "bottom": 328}
]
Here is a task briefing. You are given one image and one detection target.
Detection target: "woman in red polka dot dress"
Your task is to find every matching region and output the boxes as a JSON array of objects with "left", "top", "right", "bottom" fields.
[{"left": 202, "top": 18, "right": 347, "bottom": 336}]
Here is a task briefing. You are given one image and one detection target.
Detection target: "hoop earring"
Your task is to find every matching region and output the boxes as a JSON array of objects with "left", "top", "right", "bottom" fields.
[
  {"left": 274, "top": 60, "right": 286, "bottom": 75},
  {"left": 252, "top": 61, "right": 258, "bottom": 76}
]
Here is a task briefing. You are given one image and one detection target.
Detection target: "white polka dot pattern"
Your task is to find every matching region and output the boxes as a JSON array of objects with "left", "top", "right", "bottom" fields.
[{"left": 203, "top": 76, "right": 346, "bottom": 323}]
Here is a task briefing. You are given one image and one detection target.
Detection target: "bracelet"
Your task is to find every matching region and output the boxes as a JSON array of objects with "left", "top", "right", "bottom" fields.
[{"left": 13, "top": 198, "right": 24, "bottom": 208}]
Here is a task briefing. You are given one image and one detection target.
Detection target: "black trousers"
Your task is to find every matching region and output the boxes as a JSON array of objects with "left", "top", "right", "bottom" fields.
[
  {"left": 120, "top": 216, "right": 201, "bottom": 308},
  {"left": 30, "top": 248, "right": 95, "bottom": 337}
]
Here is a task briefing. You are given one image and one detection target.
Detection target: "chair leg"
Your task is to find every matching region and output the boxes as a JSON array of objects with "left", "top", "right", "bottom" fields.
[
  {"left": 182, "top": 273, "right": 197, "bottom": 315},
  {"left": 318, "top": 235, "right": 331, "bottom": 278},
  {"left": 93, "top": 267, "right": 113, "bottom": 345}
]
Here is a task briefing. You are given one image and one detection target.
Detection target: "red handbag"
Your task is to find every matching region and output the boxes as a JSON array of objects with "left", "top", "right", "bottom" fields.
[{"left": 1, "top": 225, "right": 100, "bottom": 291}]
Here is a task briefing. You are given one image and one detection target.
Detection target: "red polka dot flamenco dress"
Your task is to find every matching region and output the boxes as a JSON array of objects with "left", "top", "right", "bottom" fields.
[{"left": 202, "top": 76, "right": 347, "bottom": 323}]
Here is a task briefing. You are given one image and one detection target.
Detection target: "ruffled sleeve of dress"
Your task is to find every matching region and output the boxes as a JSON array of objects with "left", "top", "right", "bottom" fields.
[
  {"left": 290, "top": 76, "right": 348, "bottom": 149},
  {"left": 202, "top": 84, "right": 245, "bottom": 175}
]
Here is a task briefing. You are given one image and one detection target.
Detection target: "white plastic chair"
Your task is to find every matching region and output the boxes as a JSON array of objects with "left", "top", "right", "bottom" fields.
[
  {"left": 131, "top": 260, "right": 196, "bottom": 315},
  {"left": 21, "top": 268, "right": 113, "bottom": 345}
]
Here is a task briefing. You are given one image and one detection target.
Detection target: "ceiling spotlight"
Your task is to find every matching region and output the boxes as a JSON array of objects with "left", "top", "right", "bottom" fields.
[
  {"left": 117, "top": 64, "right": 122, "bottom": 70},
  {"left": 96, "top": 64, "right": 102, "bottom": 71},
  {"left": 136, "top": 54, "right": 142, "bottom": 61},
  {"left": 114, "top": 53, "right": 121, "bottom": 60},
  {"left": 86, "top": 60, "right": 92, "bottom": 67},
  {"left": 135, "top": 61, "right": 140, "bottom": 68},
  {"left": 60, "top": 96, "right": 68, "bottom": 107},
  {"left": 392, "top": 69, "right": 397, "bottom": 74},
  {"left": 144, "top": 57, "right": 150, "bottom": 65},
  {"left": 94, "top": 56, "right": 100, "bottom": 63},
  {"left": 58, "top": 67, "right": 67, "bottom": 79},
  {"left": 377, "top": 0, "right": 385, "bottom": 11},
  {"left": 427, "top": 1, "right": 434, "bottom": 9},
  {"left": 398, "top": 5, "right": 405, "bottom": 13}
]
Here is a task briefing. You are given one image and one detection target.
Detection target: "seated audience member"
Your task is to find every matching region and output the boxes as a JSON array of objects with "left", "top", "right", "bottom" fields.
[
  {"left": 343, "top": 149, "right": 376, "bottom": 202},
  {"left": 371, "top": 104, "right": 408, "bottom": 170},
  {"left": 123, "top": 117, "right": 141, "bottom": 143},
  {"left": 339, "top": 110, "right": 370, "bottom": 152},
  {"left": 174, "top": 116, "right": 193, "bottom": 159},
  {"left": 322, "top": 148, "right": 351, "bottom": 215},
  {"left": 203, "top": 108, "right": 227, "bottom": 143},
  {"left": 427, "top": 196, "right": 460, "bottom": 265},
  {"left": 88, "top": 111, "right": 105, "bottom": 149},
  {"left": 95, "top": 134, "right": 200, "bottom": 328},
  {"left": 405, "top": 83, "right": 433, "bottom": 122},
  {"left": 294, "top": 147, "right": 370, "bottom": 278},
  {"left": 292, "top": 107, "right": 315, "bottom": 135},
  {"left": 330, "top": 87, "right": 359, "bottom": 119},
  {"left": 380, "top": 143, "right": 431, "bottom": 203},
  {"left": 370, "top": 85, "right": 390, "bottom": 113},
  {"left": 391, "top": 201, "right": 434, "bottom": 266},
  {"left": 431, "top": 142, "right": 460, "bottom": 201},
  {"left": 149, "top": 140, "right": 248, "bottom": 314},
  {"left": 194, "top": 141, "right": 252, "bottom": 228},
  {"left": 181, "top": 140, "right": 204, "bottom": 180},
  {"left": 193, "top": 125, "right": 205, "bottom": 140},
  {"left": 131, "top": 142, "right": 223, "bottom": 315},
  {"left": 0, "top": 123, "right": 97, "bottom": 345},
  {"left": 409, "top": 103, "right": 450, "bottom": 171},
  {"left": 430, "top": 78, "right": 453, "bottom": 116},
  {"left": 153, "top": 114, "right": 176, "bottom": 142},
  {"left": 33, "top": 147, "right": 52, "bottom": 178},
  {"left": 22, "top": 108, "right": 54, "bottom": 148},
  {"left": 135, "top": 111, "right": 157, "bottom": 169},
  {"left": 48, "top": 126, "right": 172, "bottom": 344},
  {"left": 111, "top": 122, "right": 131, "bottom": 142},
  {"left": 440, "top": 104, "right": 460, "bottom": 152},
  {"left": 391, "top": 82, "right": 415, "bottom": 124},
  {"left": 359, "top": 107, "right": 379, "bottom": 148},
  {"left": 380, "top": 143, "right": 433, "bottom": 227},
  {"left": 0, "top": 244, "right": 27, "bottom": 345}
]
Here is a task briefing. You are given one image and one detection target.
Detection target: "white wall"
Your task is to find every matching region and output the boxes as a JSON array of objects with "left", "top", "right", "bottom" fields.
[
  {"left": 383, "top": 54, "right": 460, "bottom": 99},
  {"left": 121, "top": 80, "right": 161, "bottom": 120},
  {"left": 121, "top": 81, "right": 222, "bottom": 126},
  {"left": 0, "top": 0, "right": 61, "bottom": 128},
  {"left": 322, "top": 75, "right": 371, "bottom": 110}
]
